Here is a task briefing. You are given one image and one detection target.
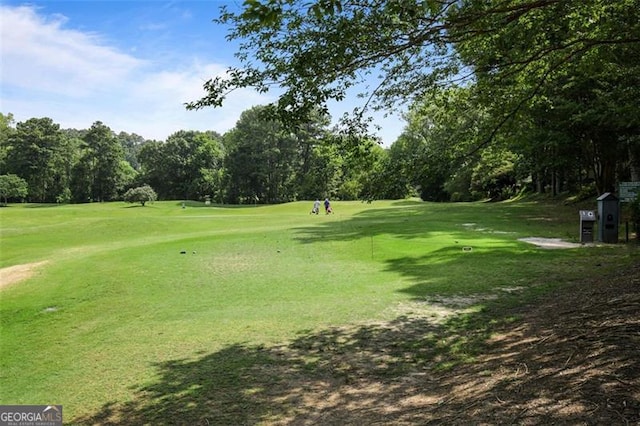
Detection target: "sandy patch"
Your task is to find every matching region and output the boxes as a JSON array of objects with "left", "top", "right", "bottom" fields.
[
  {"left": 0, "top": 261, "right": 49, "bottom": 290},
  {"left": 518, "top": 237, "right": 584, "bottom": 249}
]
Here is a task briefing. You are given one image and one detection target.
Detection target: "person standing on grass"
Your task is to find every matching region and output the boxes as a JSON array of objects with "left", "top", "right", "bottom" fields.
[
  {"left": 324, "top": 198, "right": 332, "bottom": 214},
  {"left": 311, "top": 199, "right": 320, "bottom": 214}
]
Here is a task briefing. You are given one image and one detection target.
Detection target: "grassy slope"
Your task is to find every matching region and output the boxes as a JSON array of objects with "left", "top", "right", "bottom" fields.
[{"left": 0, "top": 199, "right": 635, "bottom": 420}]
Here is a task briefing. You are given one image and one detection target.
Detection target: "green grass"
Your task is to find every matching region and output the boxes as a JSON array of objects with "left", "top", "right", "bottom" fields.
[{"left": 0, "top": 199, "right": 637, "bottom": 423}]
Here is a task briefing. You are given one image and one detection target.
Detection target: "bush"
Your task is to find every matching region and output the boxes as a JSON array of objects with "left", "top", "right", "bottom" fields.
[
  {"left": 0, "top": 174, "right": 28, "bottom": 206},
  {"left": 123, "top": 185, "right": 157, "bottom": 206}
]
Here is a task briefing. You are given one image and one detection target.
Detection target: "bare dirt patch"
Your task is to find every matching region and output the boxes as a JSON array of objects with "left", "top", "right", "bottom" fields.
[
  {"left": 519, "top": 237, "right": 584, "bottom": 249},
  {"left": 0, "top": 261, "right": 49, "bottom": 290}
]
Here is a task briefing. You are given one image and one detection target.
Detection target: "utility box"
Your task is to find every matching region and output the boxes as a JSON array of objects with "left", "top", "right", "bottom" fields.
[
  {"left": 579, "top": 210, "right": 596, "bottom": 243},
  {"left": 597, "top": 192, "right": 619, "bottom": 243}
]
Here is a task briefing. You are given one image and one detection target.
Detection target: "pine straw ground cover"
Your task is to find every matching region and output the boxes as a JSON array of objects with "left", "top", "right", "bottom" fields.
[{"left": 79, "top": 261, "right": 640, "bottom": 425}]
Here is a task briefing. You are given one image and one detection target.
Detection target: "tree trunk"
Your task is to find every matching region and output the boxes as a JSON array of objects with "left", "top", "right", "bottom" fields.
[{"left": 630, "top": 144, "right": 640, "bottom": 182}]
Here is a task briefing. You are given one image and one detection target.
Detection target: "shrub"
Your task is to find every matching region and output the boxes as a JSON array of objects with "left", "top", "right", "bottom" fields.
[
  {"left": 0, "top": 174, "right": 28, "bottom": 206},
  {"left": 123, "top": 185, "right": 157, "bottom": 206}
]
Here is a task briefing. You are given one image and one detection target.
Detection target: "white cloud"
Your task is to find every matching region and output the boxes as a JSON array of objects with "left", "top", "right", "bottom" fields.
[
  {"left": 114, "top": 63, "right": 271, "bottom": 139},
  {"left": 1, "top": 5, "right": 143, "bottom": 97},
  {"left": 0, "top": 4, "right": 402, "bottom": 145},
  {"left": 0, "top": 4, "right": 270, "bottom": 141}
]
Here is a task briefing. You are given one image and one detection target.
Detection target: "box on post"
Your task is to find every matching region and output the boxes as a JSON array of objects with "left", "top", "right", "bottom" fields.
[
  {"left": 579, "top": 210, "right": 596, "bottom": 243},
  {"left": 597, "top": 192, "right": 619, "bottom": 243}
]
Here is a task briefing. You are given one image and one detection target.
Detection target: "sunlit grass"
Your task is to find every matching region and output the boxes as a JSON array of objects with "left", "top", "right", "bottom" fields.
[{"left": 0, "top": 199, "right": 636, "bottom": 421}]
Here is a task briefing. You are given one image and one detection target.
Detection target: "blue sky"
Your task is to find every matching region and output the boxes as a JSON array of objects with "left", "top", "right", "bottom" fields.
[{"left": 0, "top": 1, "right": 405, "bottom": 145}]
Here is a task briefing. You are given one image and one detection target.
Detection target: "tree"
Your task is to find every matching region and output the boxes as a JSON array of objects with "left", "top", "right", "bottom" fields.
[
  {"left": 4, "top": 117, "right": 71, "bottom": 202},
  {"left": 73, "top": 121, "right": 126, "bottom": 202},
  {"left": 330, "top": 134, "right": 385, "bottom": 200},
  {"left": 0, "top": 113, "right": 15, "bottom": 171},
  {"left": 452, "top": 1, "right": 640, "bottom": 193},
  {"left": 117, "top": 131, "right": 150, "bottom": 171},
  {"left": 137, "top": 130, "right": 224, "bottom": 200},
  {"left": 0, "top": 174, "right": 28, "bottom": 205},
  {"left": 186, "top": 0, "right": 639, "bottom": 202},
  {"left": 187, "top": 0, "right": 640, "bottom": 138},
  {"left": 470, "top": 147, "right": 519, "bottom": 201},
  {"left": 223, "top": 106, "right": 299, "bottom": 203},
  {"left": 123, "top": 185, "right": 157, "bottom": 206},
  {"left": 136, "top": 141, "right": 165, "bottom": 197},
  {"left": 293, "top": 138, "right": 343, "bottom": 201},
  {"left": 392, "top": 86, "right": 489, "bottom": 201},
  {"left": 222, "top": 105, "right": 336, "bottom": 203},
  {"left": 289, "top": 109, "right": 334, "bottom": 200}
]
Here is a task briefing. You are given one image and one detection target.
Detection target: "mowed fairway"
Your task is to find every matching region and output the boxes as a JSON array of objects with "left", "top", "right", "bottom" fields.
[{"left": 0, "top": 200, "right": 635, "bottom": 423}]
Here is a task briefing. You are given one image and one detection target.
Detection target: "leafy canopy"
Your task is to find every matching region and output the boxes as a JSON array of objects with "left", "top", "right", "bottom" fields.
[
  {"left": 187, "top": 0, "right": 640, "bottom": 136},
  {"left": 0, "top": 174, "right": 28, "bottom": 205},
  {"left": 123, "top": 185, "right": 158, "bottom": 206}
]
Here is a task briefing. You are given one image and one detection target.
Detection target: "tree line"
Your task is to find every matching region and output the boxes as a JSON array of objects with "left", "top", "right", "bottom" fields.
[
  {"left": 0, "top": 109, "right": 390, "bottom": 204},
  {"left": 187, "top": 0, "right": 640, "bottom": 202},
  {"left": 2, "top": 1, "right": 640, "bottom": 205},
  {"left": 2, "top": 81, "right": 639, "bottom": 205}
]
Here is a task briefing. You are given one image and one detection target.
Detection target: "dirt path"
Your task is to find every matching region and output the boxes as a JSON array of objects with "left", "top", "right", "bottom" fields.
[{"left": 0, "top": 261, "right": 49, "bottom": 290}]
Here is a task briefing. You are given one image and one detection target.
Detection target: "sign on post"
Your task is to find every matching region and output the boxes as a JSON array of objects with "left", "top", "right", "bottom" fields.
[{"left": 619, "top": 182, "right": 640, "bottom": 203}]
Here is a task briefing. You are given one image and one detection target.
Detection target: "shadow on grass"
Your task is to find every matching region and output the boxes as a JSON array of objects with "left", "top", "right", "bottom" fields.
[
  {"left": 174, "top": 201, "right": 269, "bottom": 209},
  {"left": 389, "top": 199, "right": 425, "bottom": 206},
  {"left": 74, "top": 202, "right": 638, "bottom": 424},
  {"left": 384, "top": 244, "right": 593, "bottom": 298},
  {"left": 295, "top": 202, "right": 593, "bottom": 298},
  {"left": 293, "top": 201, "right": 569, "bottom": 245},
  {"left": 23, "top": 203, "right": 64, "bottom": 208},
  {"left": 74, "top": 309, "right": 494, "bottom": 425},
  {"left": 76, "top": 266, "right": 640, "bottom": 425}
]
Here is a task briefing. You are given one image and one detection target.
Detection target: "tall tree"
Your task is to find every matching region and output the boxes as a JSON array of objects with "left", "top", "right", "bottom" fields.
[
  {"left": 223, "top": 106, "right": 299, "bottom": 203},
  {"left": 395, "top": 86, "right": 491, "bottom": 201},
  {"left": 117, "top": 131, "right": 149, "bottom": 171},
  {"left": 0, "top": 113, "right": 15, "bottom": 172},
  {"left": 137, "top": 141, "right": 166, "bottom": 197},
  {"left": 456, "top": 1, "right": 640, "bottom": 193},
  {"left": 73, "top": 121, "right": 126, "bottom": 202},
  {"left": 4, "top": 117, "right": 71, "bottom": 202},
  {"left": 186, "top": 0, "right": 639, "bottom": 201},
  {"left": 223, "top": 105, "right": 337, "bottom": 203},
  {"left": 290, "top": 109, "right": 333, "bottom": 200},
  {"left": 138, "top": 130, "right": 224, "bottom": 200}
]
